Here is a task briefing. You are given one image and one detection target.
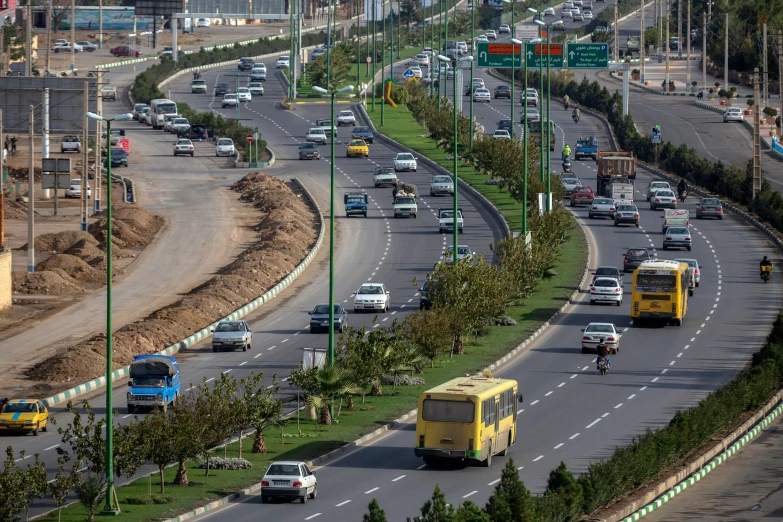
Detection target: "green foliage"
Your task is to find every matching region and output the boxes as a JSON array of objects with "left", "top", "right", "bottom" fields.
[
  {"left": 340, "top": 323, "right": 402, "bottom": 397},
  {"left": 309, "top": 44, "right": 353, "bottom": 91},
  {"left": 0, "top": 447, "right": 47, "bottom": 522},
  {"left": 402, "top": 309, "right": 453, "bottom": 367},
  {"left": 74, "top": 473, "right": 106, "bottom": 522},
  {"left": 545, "top": 462, "right": 583, "bottom": 521},
  {"left": 454, "top": 501, "right": 492, "bottom": 522},
  {"left": 411, "top": 484, "right": 455, "bottom": 522},
  {"left": 135, "top": 408, "right": 178, "bottom": 494},
  {"left": 364, "top": 498, "right": 390, "bottom": 522},
  {"left": 484, "top": 459, "right": 533, "bottom": 522}
]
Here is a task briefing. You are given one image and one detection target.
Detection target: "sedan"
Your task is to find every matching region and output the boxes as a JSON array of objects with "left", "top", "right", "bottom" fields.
[
  {"left": 221, "top": 94, "right": 239, "bottom": 108},
  {"left": 588, "top": 197, "right": 616, "bottom": 219},
  {"left": 543, "top": 6, "right": 556, "bottom": 15},
  {"left": 409, "top": 65, "right": 423, "bottom": 79},
  {"left": 583, "top": 9, "right": 593, "bottom": 20},
  {"left": 581, "top": 322, "right": 621, "bottom": 353},
  {"left": 104, "top": 148, "right": 128, "bottom": 167},
  {"left": 696, "top": 197, "right": 724, "bottom": 219},
  {"left": 214, "top": 83, "right": 230, "bottom": 96},
  {"left": 132, "top": 103, "right": 148, "bottom": 120},
  {"left": 430, "top": 174, "right": 454, "bottom": 196},
  {"left": 306, "top": 128, "right": 327, "bottom": 144},
  {"left": 353, "top": 283, "right": 390, "bottom": 313},
  {"left": 590, "top": 278, "right": 623, "bottom": 306},
  {"left": 309, "top": 304, "right": 347, "bottom": 333},
  {"left": 475, "top": 35, "right": 489, "bottom": 44},
  {"left": 394, "top": 153, "right": 417, "bottom": 172},
  {"left": 499, "top": 24, "right": 511, "bottom": 34},
  {"left": 522, "top": 108, "right": 540, "bottom": 123},
  {"left": 248, "top": 82, "right": 265, "bottom": 96},
  {"left": 215, "top": 138, "right": 236, "bottom": 157},
  {"left": 592, "top": 266, "right": 623, "bottom": 287},
  {"left": 346, "top": 139, "right": 369, "bottom": 158},
  {"left": 614, "top": 204, "right": 640, "bottom": 227},
  {"left": 663, "top": 226, "right": 692, "bottom": 251},
  {"left": 443, "top": 245, "right": 475, "bottom": 261},
  {"left": 473, "top": 88, "right": 491, "bottom": 102},
  {"left": 415, "top": 53, "right": 430, "bottom": 67},
  {"left": 299, "top": 142, "right": 320, "bottom": 160},
  {"left": 261, "top": 461, "right": 317, "bottom": 504},
  {"left": 650, "top": 189, "right": 677, "bottom": 210},
  {"left": 497, "top": 119, "right": 513, "bottom": 133},
  {"left": 276, "top": 56, "right": 290, "bottom": 68},
  {"left": 76, "top": 41, "right": 98, "bottom": 51},
  {"left": 723, "top": 107, "right": 743, "bottom": 122},
  {"left": 169, "top": 118, "right": 190, "bottom": 134},
  {"left": 485, "top": 30, "right": 497, "bottom": 40},
  {"left": 65, "top": 179, "right": 91, "bottom": 199},
  {"left": 493, "top": 130, "right": 511, "bottom": 140},
  {"left": 623, "top": 247, "right": 652, "bottom": 272},
  {"left": 236, "top": 87, "right": 251, "bottom": 102},
  {"left": 573, "top": 11, "right": 584, "bottom": 22},
  {"left": 351, "top": 126, "right": 374, "bottom": 144},
  {"left": 570, "top": 186, "right": 595, "bottom": 207},
  {"left": 646, "top": 181, "right": 671, "bottom": 200},
  {"left": 173, "top": 139, "right": 195, "bottom": 157},
  {"left": 673, "top": 258, "right": 702, "bottom": 286},
  {"left": 561, "top": 177, "right": 581, "bottom": 198},
  {"left": 494, "top": 85, "right": 511, "bottom": 99}
]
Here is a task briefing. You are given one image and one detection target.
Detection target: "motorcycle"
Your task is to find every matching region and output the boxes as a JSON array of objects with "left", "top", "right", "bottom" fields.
[
  {"left": 193, "top": 72, "right": 201, "bottom": 80},
  {"left": 679, "top": 190, "right": 687, "bottom": 202},
  {"left": 564, "top": 101, "right": 570, "bottom": 110},
  {"left": 572, "top": 113, "right": 580, "bottom": 123},
  {"left": 562, "top": 160, "right": 572, "bottom": 173},
  {"left": 597, "top": 356, "right": 609, "bottom": 375},
  {"left": 761, "top": 265, "right": 772, "bottom": 283}
]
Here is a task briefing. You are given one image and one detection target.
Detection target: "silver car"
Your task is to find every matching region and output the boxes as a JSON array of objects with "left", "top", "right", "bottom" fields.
[
  {"left": 663, "top": 226, "right": 692, "bottom": 251},
  {"left": 211, "top": 320, "right": 252, "bottom": 352},
  {"left": 522, "top": 108, "right": 541, "bottom": 123},
  {"left": 696, "top": 197, "right": 723, "bottom": 219},
  {"left": 646, "top": 181, "right": 670, "bottom": 201},
  {"left": 430, "top": 175, "right": 454, "bottom": 196},
  {"left": 673, "top": 258, "right": 701, "bottom": 286},
  {"left": 590, "top": 277, "right": 623, "bottom": 306},
  {"left": 614, "top": 204, "right": 640, "bottom": 227},
  {"left": 581, "top": 322, "right": 621, "bottom": 353},
  {"left": 650, "top": 189, "right": 677, "bottom": 210},
  {"left": 588, "top": 197, "right": 616, "bottom": 219},
  {"left": 561, "top": 177, "right": 581, "bottom": 198}
]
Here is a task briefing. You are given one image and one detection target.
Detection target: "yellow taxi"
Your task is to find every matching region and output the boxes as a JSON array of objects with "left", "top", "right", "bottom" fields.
[
  {"left": 346, "top": 139, "right": 369, "bottom": 158},
  {"left": 0, "top": 399, "right": 49, "bottom": 436}
]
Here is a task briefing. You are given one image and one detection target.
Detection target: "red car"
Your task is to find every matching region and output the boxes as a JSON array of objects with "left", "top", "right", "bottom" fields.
[
  {"left": 570, "top": 186, "right": 595, "bottom": 207},
  {"left": 110, "top": 46, "right": 141, "bottom": 57}
]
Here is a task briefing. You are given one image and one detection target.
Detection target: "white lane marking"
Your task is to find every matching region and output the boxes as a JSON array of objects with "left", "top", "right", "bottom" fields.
[
  {"left": 545, "top": 391, "right": 553, "bottom": 396},
  {"left": 530, "top": 400, "right": 539, "bottom": 405},
  {"left": 670, "top": 361, "right": 676, "bottom": 366},
  {"left": 581, "top": 366, "right": 589, "bottom": 371},
  {"left": 336, "top": 500, "right": 351, "bottom": 507},
  {"left": 121, "top": 414, "right": 132, "bottom": 419},
  {"left": 652, "top": 377, "right": 659, "bottom": 382},
  {"left": 488, "top": 478, "right": 501, "bottom": 486},
  {"left": 586, "top": 419, "right": 601, "bottom": 429},
  {"left": 690, "top": 337, "right": 696, "bottom": 342},
  {"left": 661, "top": 369, "right": 668, "bottom": 374},
  {"left": 205, "top": 377, "right": 215, "bottom": 383},
  {"left": 602, "top": 412, "right": 610, "bottom": 418},
  {"left": 533, "top": 455, "right": 544, "bottom": 462},
  {"left": 628, "top": 394, "right": 636, "bottom": 400},
  {"left": 416, "top": 464, "right": 426, "bottom": 470},
  {"left": 569, "top": 433, "right": 580, "bottom": 440},
  {"left": 696, "top": 330, "right": 702, "bottom": 335},
  {"left": 570, "top": 374, "right": 578, "bottom": 379},
  {"left": 640, "top": 386, "right": 648, "bottom": 391},
  {"left": 365, "top": 487, "right": 380, "bottom": 494},
  {"left": 254, "top": 353, "right": 263, "bottom": 358},
  {"left": 557, "top": 382, "right": 565, "bottom": 388},
  {"left": 554, "top": 443, "right": 564, "bottom": 449},
  {"left": 239, "top": 361, "right": 247, "bottom": 366},
  {"left": 614, "top": 403, "right": 623, "bottom": 409},
  {"left": 44, "top": 444, "right": 60, "bottom": 451},
  {"left": 517, "top": 408, "right": 524, "bottom": 414},
  {"left": 463, "top": 491, "right": 478, "bottom": 499},
  {"left": 305, "top": 514, "right": 321, "bottom": 520},
  {"left": 282, "top": 339, "right": 289, "bottom": 343},
  {"left": 517, "top": 466, "right": 524, "bottom": 470},
  {"left": 392, "top": 475, "right": 406, "bottom": 482},
  {"left": 684, "top": 345, "right": 690, "bottom": 350},
  {"left": 677, "top": 352, "right": 683, "bottom": 358},
  {"left": 222, "top": 369, "right": 232, "bottom": 374}
]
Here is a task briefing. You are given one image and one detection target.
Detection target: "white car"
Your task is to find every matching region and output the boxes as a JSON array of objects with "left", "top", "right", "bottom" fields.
[
  {"left": 196, "top": 18, "right": 210, "bottom": 27},
  {"left": 646, "top": 181, "right": 671, "bottom": 200},
  {"left": 544, "top": 6, "right": 556, "bottom": 15},
  {"left": 415, "top": 53, "right": 430, "bottom": 67},
  {"left": 581, "top": 322, "right": 621, "bottom": 353},
  {"left": 215, "top": 138, "right": 236, "bottom": 157},
  {"left": 65, "top": 179, "right": 91, "bottom": 198},
  {"left": 583, "top": 10, "right": 593, "bottom": 20},
  {"left": 173, "top": 139, "right": 195, "bottom": 156},
  {"left": 306, "top": 128, "right": 327, "bottom": 144},
  {"left": 337, "top": 110, "right": 356, "bottom": 126},
  {"left": 476, "top": 35, "right": 489, "bottom": 44},
  {"left": 588, "top": 197, "right": 616, "bottom": 219},
  {"left": 353, "top": 283, "right": 391, "bottom": 313},
  {"left": 409, "top": 65, "right": 423, "bottom": 78},
  {"left": 443, "top": 245, "right": 474, "bottom": 261},
  {"left": 221, "top": 93, "right": 238, "bottom": 108},
  {"left": 163, "top": 114, "right": 181, "bottom": 132},
  {"left": 52, "top": 42, "right": 83, "bottom": 53},
  {"left": 254, "top": 62, "right": 267, "bottom": 72},
  {"left": 473, "top": 88, "right": 491, "bottom": 103},
  {"left": 394, "top": 152, "right": 417, "bottom": 172},
  {"left": 673, "top": 258, "right": 701, "bottom": 286},
  {"left": 485, "top": 30, "right": 497, "bottom": 40},
  {"left": 236, "top": 87, "right": 251, "bottom": 102},
  {"left": 169, "top": 118, "right": 190, "bottom": 134},
  {"left": 276, "top": 56, "right": 290, "bottom": 68},
  {"left": 590, "top": 277, "right": 623, "bottom": 306},
  {"left": 76, "top": 41, "right": 97, "bottom": 51},
  {"left": 650, "top": 189, "right": 677, "bottom": 210},
  {"left": 498, "top": 24, "right": 511, "bottom": 34},
  {"left": 493, "top": 130, "right": 511, "bottom": 140},
  {"left": 563, "top": 1, "right": 574, "bottom": 8},
  {"left": 139, "top": 108, "right": 152, "bottom": 125},
  {"left": 573, "top": 10, "right": 584, "bottom": 21},
  {"left": 261, "top": 461, "right": 317, "bottom": 504},
  {"left": 562, "top": 7, "right": 573, "bottom": 17},
  {"left": 248, "top": 82, "right": 265, "bottom": 96},
  {"left": 723, "top": 107, "right": 743, "bottom": 122}
]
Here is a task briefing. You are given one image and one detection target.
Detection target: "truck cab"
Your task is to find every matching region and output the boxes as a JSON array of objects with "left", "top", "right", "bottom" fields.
[
  {"left": 126, "top": 355, "right": 180, "bottom": 414},
  {"left": 393, "top": 192, "right": 418, "bottom": 218},
  {"left": 438, "top": 207, "right": 464, "bottom": 233},
  {"left": 344, "top": 192, "right": 368, "bottom": 217},
  {"left": 575, "top": 136, "right": 598, "bottom": 160}
]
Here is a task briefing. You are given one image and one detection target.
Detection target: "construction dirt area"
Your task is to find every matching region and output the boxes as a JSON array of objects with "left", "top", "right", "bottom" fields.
[{"left": 7, "top": 172, "right": 318, "bottom": 399}]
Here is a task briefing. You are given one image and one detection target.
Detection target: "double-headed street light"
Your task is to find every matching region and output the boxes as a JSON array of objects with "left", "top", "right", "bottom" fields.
[
  {"left": 533, "top": 18, "right": 548, "bottom": 195},
  {"left": 84, "top": 110, "right": 133, "bottom": 516},
  {"left": 437, "top": 54, "right": 473, "bottom": 262},
  {"left": 311, "top": 84, "right": 354, "bottom": 366}
]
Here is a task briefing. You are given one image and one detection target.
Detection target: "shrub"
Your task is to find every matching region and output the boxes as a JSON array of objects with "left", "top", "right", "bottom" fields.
[{"left": 196, "top": 457, "right": 252, "bottom": 470}]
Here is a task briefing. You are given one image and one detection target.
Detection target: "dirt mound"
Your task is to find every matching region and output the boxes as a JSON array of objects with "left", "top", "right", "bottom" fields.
[
  {"left": 17, "top": 231, "right": 98, "bottom": 253},
  {"left": 89, "top": 205, "right": 164, "bottom": 249},
  {"left": 28, "top": 172, "right": 320, "bottom": 385},
  {"left": 13, "top": 269, "right": 85, "bottom": 295},
  {"left": 8, "top": 167, "right": 43, "bottom": 183},
  {"left": 3, "top": 198, "right": 27, "bottom": 219},
  {"left": 36, "top": 254, "right": 106, "bottom": 286}
]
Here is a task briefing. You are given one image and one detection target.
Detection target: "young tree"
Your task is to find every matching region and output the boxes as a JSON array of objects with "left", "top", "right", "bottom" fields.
[
  {"left": 169, "top": 388, "right": 210, "bottom": 486},
  {"left": 289, "top": 364, "right": 361, "bottom": 425},
  {"left": 400, "top": 0, "right": 423, "bottom": 24},
  {"left": 50, "top": 455, "right": 81, "bottom": 522},
  {"left": 194, "top": 375, "right": 238, "bottom": 476},
  {"left": 364, "top": 498, "right": 389, "bottom": 522},
  {"left": 340, "top": 325, "right": 394, "bottom": 398},
  {"left": 410, "top": 484, "right": 455, "bottom": 522},
  {"left": 402, "top": 309, "right": 453, "bottom": 367},
  {"left": 75, "top": 473, "right": 107, "bottom": 522},
  {"left": 454, "top": 501, "right": 491, "bottom": 522},
  {"left": 242, "top": 374, "right": 288, "bottom": 454},
  {"left": 545, "top": 461, "right": 585, "bottom": 521},
  {"left": 0, "top": 447, "right": 47, "bottom": 522},
  {"left": 484, "top": 459, "right": 533, "bottom": 522},
  {"left": 136, "top": 408, "right": 177, "bottom": 494}
]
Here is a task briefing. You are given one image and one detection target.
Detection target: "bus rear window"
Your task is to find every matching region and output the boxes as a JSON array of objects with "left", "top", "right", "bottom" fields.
[
  {"left": 636, "top": 274, "right": 676, "bottom": 290},
  {"left": 422, "top": 399, "right": 474, "bottom": 423}
]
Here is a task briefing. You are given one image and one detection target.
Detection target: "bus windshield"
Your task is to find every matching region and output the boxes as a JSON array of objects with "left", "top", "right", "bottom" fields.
[{"left": 157, "top": 103, "right": 177, "bottom": 114}]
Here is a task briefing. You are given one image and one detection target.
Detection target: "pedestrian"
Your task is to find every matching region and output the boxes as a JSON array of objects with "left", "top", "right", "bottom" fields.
[
  {"left": 11, "top": 136, "right": 17, "bottom": 154},
  {"left": 3, "top": 135, "right": 9, "bottom": 154}
]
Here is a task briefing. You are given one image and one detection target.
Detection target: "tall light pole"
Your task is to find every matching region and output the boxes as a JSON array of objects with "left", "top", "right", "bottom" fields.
[
  {"left": 545, "top": 21, "right": 552, "bottom": 212},
  {"left": 438, "top": 54, "right": 473, "bottom": 262},
  {"left": 535, "top": 18, "right": 545, "bottom": 183},
  {"left": 381, "top": 0, "right": 386, "bottom": 126},
  {"left": 523, "top": 8, "right": 538, "bottom": 235},
  {"left": 511, "top": 38, "right": 523, "bottom": 139},
  {"left": 326, "top": 0, "right": 332, "bottom": 89},
  {"left": 372, "top": 0, "right": 377, "bottom": 111},
  {"left": 85, "top": 110, "right": 134, "bottom": 517},
  {"left": 312, "top": 84, "right": 354, "bottom": 367},
  {"left": 469, "top": 0, "right": 476, "bottom": 148}
]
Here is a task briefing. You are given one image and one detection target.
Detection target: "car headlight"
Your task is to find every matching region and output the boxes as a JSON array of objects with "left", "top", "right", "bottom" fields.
[
  {"left": 156, "top": 393, "right": 163, "bottom": 401},
  {"left": 0, "top": 420, "right": 6, "bottom": 424},
  {"left": 127, "top": 392, "right": 133, "bottom": 400},
  {"left": 24, "top": 420, "right": 36, "bottom": 424}
]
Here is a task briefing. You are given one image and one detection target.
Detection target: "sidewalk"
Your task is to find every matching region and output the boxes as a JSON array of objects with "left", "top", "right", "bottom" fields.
[{"left": 614, "top": 58, "right": 754, "bottom": 98}]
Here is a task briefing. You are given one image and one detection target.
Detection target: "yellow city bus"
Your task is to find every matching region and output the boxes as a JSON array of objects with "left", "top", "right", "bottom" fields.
[
  {"left": 631, "top": 260, "right": 690, "bottom": 326},
  {"left": 414, "top": 375, "right": 521, "bottom": 467}
]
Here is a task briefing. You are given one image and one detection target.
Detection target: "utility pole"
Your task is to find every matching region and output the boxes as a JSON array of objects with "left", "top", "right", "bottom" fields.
[
  {"left": 677, "top": 0, "right": 681, "bottom": 57},
  {"left": 94, "top": 70, "right": 103, "bottom": 212},
  {"left": 763, "top": 23, "right": 768, "bottom": 109},
  {"left": 70, "top": 0, "right": 76, "bottom": 72},
  {"left": 45, "top": 0, "right": 52, "bottom": 74},
  {"left": 99, "top": 0, "right": 103, "bottom": 49},
  {"left": 664, "top": 0, "right": 670, "bottom": 89},
  {"left": 640, "top": 0, "right": 645, "bottom": 82},
  {"left": 27, "top": 105, "right": 35, "bottom": 272},
  {"left": 702, "top": 12, "right": 707, "bottom": 91},
  {"left": 724, "top": 13, "right": 728, "bottom": 89},
  {"left": 25, "top": 3, "right": 32, "bottom": 76},
  {"left": 753, "top": 67, "right": 761, "bottom": 199},
  {"left": 0, "top": 108, "right": 4, "bottom": 248},
  {"left": 82, "top": 82, "right": 89, "bottom": 231},
  {"left": 42, "top": 88, "right": 50, "bottom": 161},
  {"left": 779, "top": 34, "right": 783, "bottom": 133},
  {"left": 686, "top": 0, "right": 691, "bottom": 88},
  {"left": 613, "top": 4, "right": 618, "bottom": 63},
  {"left": 657, "top": 0, "right": 662, "bottom": 59}
]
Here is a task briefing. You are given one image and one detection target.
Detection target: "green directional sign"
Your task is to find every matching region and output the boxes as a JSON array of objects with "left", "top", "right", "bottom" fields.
[
  {"left": 566, "top": 43, "right": 609, "bottom": 69},
  {"left": 477, "top": 42, "right": 523, "bottom": 68},
  {"left": 524, "top": 43, "right": 564, "bottom": 69}
]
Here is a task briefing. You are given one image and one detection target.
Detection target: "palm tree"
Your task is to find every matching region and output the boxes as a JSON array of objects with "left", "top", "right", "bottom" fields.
[{"left": 305, "top": 365, "right": 363, "bottom": 425}]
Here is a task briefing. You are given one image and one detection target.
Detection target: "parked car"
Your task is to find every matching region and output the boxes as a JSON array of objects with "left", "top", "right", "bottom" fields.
[
  {"left": 110, "top": 46, "right": 141, "bottom": 57},
  {"left": 723, "top": 107, "right": 743, "bottom": 122},
  {"left": 215, "top": 138, "right": 236, "bottom": 157},
  {"left": 76, "top": 41, "right": 97, "bottom": 51},
  {"left": 65, "top": 179, "right": 91, "bottom": 199}
]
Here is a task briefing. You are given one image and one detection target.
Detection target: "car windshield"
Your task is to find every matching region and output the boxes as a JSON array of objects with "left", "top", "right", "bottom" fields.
[
  {"left": 675, "top": 259, "right": 697, "bottom": 268},
  {"left": 301, "top": 143, "right": 316, "bottom": 149},
  {"left": 651, "top": 183, "right": 668, "bottom": 189},
  {"left": 218, "top": 139, "right": 233, "bottom": 146},
  {"left": 656, "top": 191, "right": 675, "bottom": 197},
  {"left": 668, "top": 228, "right": 689, "bottom": 235},
  {"left": 594, "top": 198, "right": 613, "bottom": 205},
  {"left": 396, "top": 197, "right": 415, "bottom": 205},
  {"left": 192, "top": 80, "right": 206, "bottom": 85},
  {"left": 340, "top": 112, "right": 352, "bottom": 117},
  {"left": 447, "top": 246, "right": 470, "bottom": 256},
  {"left": 313, "top": 304, "right": 341, "bottom": 314},
  {"left": 596, "top": 267, "right": 619, "bottom": 276},
  {"left": 617, "top": 205, "right": 636, "bottom": 211},
  {"left": 217, "top": 83, "right": 228, "bottom": 88},
  {"left": 110, "top": 148, "right": 126, "bottom": 156},
  {"left": 359, "top": 286, "right": 384, "bottom": 295},
  {"left": 237, "top": 88, "right": 248, "bottom": 92},
  {"left": 594, "top": 279, "right": 618, "bottom": 287},
  {"left": 216, "top": 322, "right": 243, "bottom": 332},
  {"left": 563, "top": 178, "right": 580, "bottom": 185},
  {"left": 376, "top": 168, "right": 394, "bottom": 175},
  {"left": 173, "top": 119, "right": 188, "bottom": 124},
  {"left": 354, "top": 127, "right": 370, "bottom": 133},
  {"left": 585, "top": 324, "right": 614, "bottom": 333},
  {"left": 433, "top": 176, "right": 451, "bottom": 184},
  {"left": 397, "top": 154, "right": 414, "bottom": 161},
  {"left": 310, "top": 129, "right": 324, "bottom": 134},
  {"left": 3, "top": 403, "right": 36, "bottom": 413},
  {"left": 70, "top": 179, "right": 81, "bottom": 185},
  {"left": 267, "top": 464, "right": 300, "bottom": 476},
  {"left": 176, "top": 140, "right": 191, "bottom": 145},
  {"left": 349, "top": 140, "right": 365, "bottom": 146},
  {"left": 702, "top": 198, "right": 720, "bottom": 205},
  {"left": 441, "top": 211, "right": 455, "bottom": 218}
]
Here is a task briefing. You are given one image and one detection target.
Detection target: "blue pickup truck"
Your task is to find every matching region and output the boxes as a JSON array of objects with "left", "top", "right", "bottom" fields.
[
  {"left": 126, "top": 355, "right": 181, "bottom": 414},
  {"left": 344, "top": 192, "right": 368, "bottom": 217},
  {"left": 575, "top": 136, "right": 599, "bottom": 161}
]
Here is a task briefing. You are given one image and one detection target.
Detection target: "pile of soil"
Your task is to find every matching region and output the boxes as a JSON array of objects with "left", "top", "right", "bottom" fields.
[
  {"left": 12, "top": 206, "right": 162, "bottom": 295},
  {"left": 8, "top": 167, "right": 43, "bottom": 182},
  {"left": 27, "top": 173, "right": 319, "bottom": 385},
  {"left": 2, "top": 198, "right": 27, "bottom": 219}
]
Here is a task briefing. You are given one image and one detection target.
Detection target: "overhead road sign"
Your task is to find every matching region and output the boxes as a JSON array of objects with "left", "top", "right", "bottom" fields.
[
  {"left": 525, "top": 43, "right": 564, "bottom": 68},
  {"left": 566, "top": 43, "right": 609, "bottom": 69},
  {"left": 477, "top": 42, "right": 523, "bottom": 68}
]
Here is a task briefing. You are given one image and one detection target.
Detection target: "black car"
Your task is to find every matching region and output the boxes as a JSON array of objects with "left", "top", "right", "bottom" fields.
[
  {"left": 497, "top": 119, "right": 512, "bottom": 133},
  {"left": 309, "top": 304, "right": 347, "bottom": 333},
  {"left": 214, "top": 83, "right": 230, "bottom": 96},
  {"left": 299, "top": 142, "right": 320, "bottom": 160},
  {"left": 623, "top": 248, "right": 652, "bottom": 272},
  {"left": 351, "top": 126, "right": 374, "bottom": 144},
  {"left": 104, "top": 147, "right": 128, "bottom": 168},
  {"left": 238, "top": 57, "right": 254, "bottom": 71},
  {"left": 494, "top": 85, "right": 511, "bottom": 99},
  {"left": 419, "top": 282, "right": 431, "bottom": 310}
]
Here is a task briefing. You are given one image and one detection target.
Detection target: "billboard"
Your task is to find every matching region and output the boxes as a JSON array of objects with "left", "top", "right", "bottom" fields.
[
  {"left": 188, "top": 0, "right": 251, "bottom": 15},
  {"left": 59, "top": 8, "right": 155, "bottom": 31},
  {"left": 0, "top": 77, "right": 98, "bottom": 134},
  {"left": 135, "top": 0, "right": 184, "bottom": 17}
]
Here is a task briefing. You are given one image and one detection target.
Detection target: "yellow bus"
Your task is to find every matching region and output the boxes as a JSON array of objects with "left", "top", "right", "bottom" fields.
[
  {"left": 414, "top": 375, "right": 521, "bottom": 467},
  {"left": 631, "top": 260, "right": 690, "bottom": 326}
]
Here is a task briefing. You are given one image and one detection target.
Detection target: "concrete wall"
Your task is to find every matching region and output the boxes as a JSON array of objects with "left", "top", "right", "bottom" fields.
[{"left": 0, "top": 248, "right": 11, "bottom": 313}]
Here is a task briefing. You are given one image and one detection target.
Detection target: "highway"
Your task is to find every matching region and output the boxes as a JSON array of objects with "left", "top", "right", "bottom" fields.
[{"left": 183, "top": 65, "right": 783, "bottom": 521}]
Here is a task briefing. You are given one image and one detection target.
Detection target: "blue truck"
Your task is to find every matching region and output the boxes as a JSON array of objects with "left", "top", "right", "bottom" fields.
[
  {"left": 344, "top": 192, "right": 368, "bottom": 217},
  {"left": 575, "top": 136, "right": 599, "bottom": 161},
  {"left": 126, "top": 355, "right": 181, "bottom": 414}
]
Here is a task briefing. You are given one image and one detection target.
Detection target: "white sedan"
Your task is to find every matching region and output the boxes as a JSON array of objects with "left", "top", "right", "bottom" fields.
[
  {"left": 476, "top": 35, "right": 489, "bottom": 44},
  {"left": 499, "top": 24, "right": 511, "bottom": 34},
  {"left": 723, "top": 107, "right": 743, "bottom": 122},
  {"left": 261, "top": 461, "right": 317, "bottom": 504},
  {"left": 590, "top": 278, "right": 623, "bottom": 306},
  {"left": 493, "top": 130, "right": 511, "bottom": 140},
  {"left": 236, "top": 87, "right": 251, "bottom": 102},
  {"left": 409, "top": 65, "right": 423, "bottom": 78},
  {"left": 65, "top": 179, "right": 91, "bottom": 198},
  {"left": 169, "top": 118, "right": 190, "bottom": 134},
  {"left": 248, "top": 82, "right": 265, "bottom": 96},
  {"left": 215, "top": 138, "right": 236, "bottom": 157},
  {"left": 581, "top": 322, "right": 621, "bottom": 353},
  {"left": 394, "top": 152, "right": 418, "bottom": 172},
  {"left": 306, "top": 128, "right": 328, "bottom": 144},
  {"left": 353, "top": 283, "right": 391, "bottom": 313},
  {"left": 544, "top": 6, "right": 556, "bottom": 15},
  {"left": 650, "top": 189, "right": 678, "bottom": 210},
  {"left": 473, "top": 88, "right": 491, "bottom": 103},
  {"left": 276, "top": 56, "right": 290, "bottom": 68},
  {"left": 173, "top": 139, "right": 195, "bottom": 157}
]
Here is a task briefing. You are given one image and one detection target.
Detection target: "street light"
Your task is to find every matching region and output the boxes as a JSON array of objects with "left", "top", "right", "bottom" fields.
[
  {"left": 84, "top": 110, "right": 133, "bottom": 517},
  {"left": 311, "top": 84, "right": 354, "bottom": 368},
  {"left": 511, "top": 37, "right": 528, "bottom": 235},
  {"left": 510, "top": 38, "right": 523, "bottom": 140},
  {"left": 534, "top": 19, "right": 546, "bottom": 186},
  {"left": 438, "top": 54, "right": 473, "bottom": 262}
]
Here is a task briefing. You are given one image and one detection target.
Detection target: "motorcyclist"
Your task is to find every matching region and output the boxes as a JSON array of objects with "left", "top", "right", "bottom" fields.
[
  {"left": 561, "top": 144, "right": 571, "bottom": 162},
  {"left": 596, "top": 340, "right": 611, "bottom": 370},
  {"left": 563, "top": 94, "right": 570, "bottom": 109},
  {"left": 677, "top": 178, "right": 688, "bottom": 194},
  {"left": 562, "top": 159, "right": 572, "bottom": 172},
  {"left": 572, "top": 108, "right": 580, "bottom": 122},
  {"left": 193, "top": 71, "right": 201, "bottom": 80},
  {"left": 760, "top": 256, "right": 773, "bottom": 278}
]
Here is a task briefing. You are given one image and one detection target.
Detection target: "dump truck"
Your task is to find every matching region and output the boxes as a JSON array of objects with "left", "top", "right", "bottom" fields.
[{"left": 597, "top": 151, "right": 636, "bottom": 196}]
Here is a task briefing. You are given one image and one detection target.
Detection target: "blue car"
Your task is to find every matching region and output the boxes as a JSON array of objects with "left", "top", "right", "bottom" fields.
[{"left": 309, "top": 304, "right": 347, "bottom": 333}]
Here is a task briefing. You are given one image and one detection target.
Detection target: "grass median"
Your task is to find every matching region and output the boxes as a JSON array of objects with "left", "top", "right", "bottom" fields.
[{"left": 43, "top": 107, "right": 587, "bottom": 522}]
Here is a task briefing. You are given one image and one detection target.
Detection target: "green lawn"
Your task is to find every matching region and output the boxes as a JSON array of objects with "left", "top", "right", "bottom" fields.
[{"left": 45, "top": 102, "right": 587, "bottom": 522}]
